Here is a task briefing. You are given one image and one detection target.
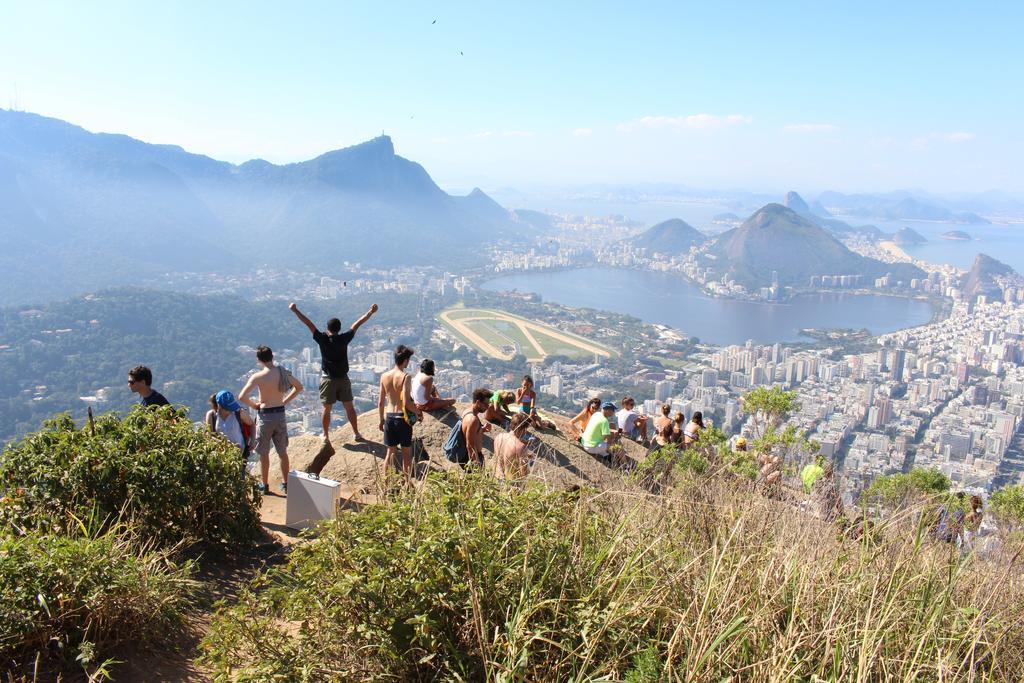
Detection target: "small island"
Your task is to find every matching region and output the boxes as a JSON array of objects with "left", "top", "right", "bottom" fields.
[{"left": 941, "top": 230, "right": 972, "bottom": 241}]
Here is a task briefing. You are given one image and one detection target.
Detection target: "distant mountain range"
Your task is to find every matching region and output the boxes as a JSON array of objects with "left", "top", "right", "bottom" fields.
[
  {"left": 629, "top": 218, "right": 706, "bottom": 255},
  {"left": 702, "top": 204, "right": 924, "bottom": 289},
  {"left": 816, "top": 191, "right": 989, "bottom": 224},
  {"left": 783, "top": 191, "right": 887, "bottom": 240},
  {"left": 0, "top": 110, "right": 522, "bottom": 304}
]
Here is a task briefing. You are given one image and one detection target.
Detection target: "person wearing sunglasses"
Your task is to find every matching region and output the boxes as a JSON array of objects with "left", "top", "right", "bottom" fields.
[{"left": 127, "top": 365, "right": 170, "bottom": 408}]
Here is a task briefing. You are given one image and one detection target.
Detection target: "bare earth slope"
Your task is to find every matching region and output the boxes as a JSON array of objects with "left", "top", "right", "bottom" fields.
[{"left": 259, "top": 405, "right": 649, "bottom": 516}]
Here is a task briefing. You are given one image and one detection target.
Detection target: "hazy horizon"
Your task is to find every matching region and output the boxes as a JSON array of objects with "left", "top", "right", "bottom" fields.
[{"left": 2, "top": 2, "right": 1022, "bottom": 194}]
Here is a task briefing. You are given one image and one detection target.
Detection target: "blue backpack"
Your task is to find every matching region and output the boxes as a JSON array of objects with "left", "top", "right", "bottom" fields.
[
  {"left": 931, "top": 506, "right": 964, "bottom": 543},
  {"left": 444, "top": 416, "right": 471, "bottom": 465}
]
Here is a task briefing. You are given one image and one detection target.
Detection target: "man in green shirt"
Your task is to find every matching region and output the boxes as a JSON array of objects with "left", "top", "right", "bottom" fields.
[{"left": 582, "top": 402, "right": 620, "bottom": 458}]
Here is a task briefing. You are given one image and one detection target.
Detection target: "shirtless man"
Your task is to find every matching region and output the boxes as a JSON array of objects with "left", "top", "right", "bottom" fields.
[
  {"left": 377, "top": 345, "right": 422, "bottom": 474},
  {"left": 462, "top": 388, "right": 493, "bottom": 466},
  {"left": 239, "top": 346, "right": 303, "bottom": 494}
]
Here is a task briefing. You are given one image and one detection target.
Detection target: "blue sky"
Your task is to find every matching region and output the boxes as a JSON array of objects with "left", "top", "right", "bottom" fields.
[{"left": 1, "top": 1, "right": 1021, "bottom": 192}]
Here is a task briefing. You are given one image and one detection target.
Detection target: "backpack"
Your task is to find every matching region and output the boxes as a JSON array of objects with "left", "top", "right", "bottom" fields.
[
  {"left": 932, "top": 506, "right": 953, "bottom": 542},
  {"left": 235, "top": 410, "right": 253, "bottom": 461},
  {"left": 443, "top": 416, "right": 470, "bottom": 465}
]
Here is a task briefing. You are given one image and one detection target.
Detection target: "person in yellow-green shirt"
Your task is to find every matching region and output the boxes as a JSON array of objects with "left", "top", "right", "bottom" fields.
[
  {"left": 800, "top": 458, "right": 826, "bottom": 494},
  {"left": 582, "top": 402, "right": 621, "bottom": 459}
]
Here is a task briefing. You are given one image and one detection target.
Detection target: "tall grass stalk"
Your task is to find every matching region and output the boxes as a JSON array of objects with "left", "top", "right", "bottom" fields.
[{"left": 202, "top": 473, "right": 1024, "bottom": 681}]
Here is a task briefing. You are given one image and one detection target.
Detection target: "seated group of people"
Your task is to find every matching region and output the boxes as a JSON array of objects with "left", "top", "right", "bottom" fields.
[
  {"left": 568, "top": 397, "right": 706, "bottom": 458},
  {"left": 482, "top": 375, "right": 557, "bottom": 431}
]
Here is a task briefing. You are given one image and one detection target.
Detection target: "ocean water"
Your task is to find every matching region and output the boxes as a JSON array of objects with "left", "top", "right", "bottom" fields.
[
  {"left": 482, "top": 267, "right": 934, "bottom": 346},
  {"left": 841, "top": 217, "right": 1024, "bottom": 272}
]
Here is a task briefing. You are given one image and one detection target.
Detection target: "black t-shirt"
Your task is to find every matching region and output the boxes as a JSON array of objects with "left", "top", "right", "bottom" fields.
[
  {"left": 140, "top": 390, "right": 170, "bottom": 407},
  {"left": 313, "top": 329, "right": 355, "bottom": 378}
]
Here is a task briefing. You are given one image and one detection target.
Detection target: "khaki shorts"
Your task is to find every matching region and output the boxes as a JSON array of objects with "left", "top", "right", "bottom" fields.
[
  {"left": 254, "top": 410, "right": 289, "bottom": 457},
  {"left": 319, "top": 375, "right": 353, "bottom": 405}
]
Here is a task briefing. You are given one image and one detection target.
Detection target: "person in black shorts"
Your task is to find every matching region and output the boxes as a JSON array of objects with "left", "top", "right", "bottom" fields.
[
  {"left": 127, "top": 365, "right": 170, "bottom": 408},
  {"left": 289, "top": 302, "right": 378, "bottom": 449},
  {"left": 377, "top": 345, "right": 422, "bottom": 474}
]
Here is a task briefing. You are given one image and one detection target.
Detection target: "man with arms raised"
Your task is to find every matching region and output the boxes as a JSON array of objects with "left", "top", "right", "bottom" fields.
[
  {"left": 377, "top": 345, "right": 422, "bottom": 475},
  {"left": 289, "top": 302, "right": 378, "bottom": 452},
  {"left": 239, "top": 346, "right": 304, "bottom": 494}
]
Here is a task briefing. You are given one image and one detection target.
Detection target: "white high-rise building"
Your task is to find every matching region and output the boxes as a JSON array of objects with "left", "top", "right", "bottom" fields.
[
  {"left": 655, "top": 379, "right": 674, "bottom": 402},
  {"left": 549, "top": 375, "right": 563, "bottom": 398}
]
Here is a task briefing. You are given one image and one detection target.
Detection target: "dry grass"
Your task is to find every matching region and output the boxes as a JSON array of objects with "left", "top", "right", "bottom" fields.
[{"left": 201, "top": 472, "right": 1024, "bottom": 681}]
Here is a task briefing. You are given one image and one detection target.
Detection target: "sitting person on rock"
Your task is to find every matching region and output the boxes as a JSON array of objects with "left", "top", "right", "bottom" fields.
[
  {"left": 484, "top": 390, "right": 516, "bottom": 428},
  {"left": 581, "top": 402, "right": 621, "bottom": 460},
  {"left": 411, "top": 359, "right": 456, "bottom": 412},
  {"left": 515, "top": 375, "right": 556, "bottom": 430},
  {"left": 569, "top": 397, "right": 602, "bottom": 442}
]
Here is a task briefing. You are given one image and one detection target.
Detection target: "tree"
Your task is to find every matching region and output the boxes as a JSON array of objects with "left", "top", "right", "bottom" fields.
[{"left": 742, "top": 386, "right": 800, "bottom": 440}]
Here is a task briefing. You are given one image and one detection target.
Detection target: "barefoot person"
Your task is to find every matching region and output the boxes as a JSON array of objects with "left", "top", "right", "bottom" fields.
[
  {"left": 289, "top": 302, "right": 378, "bottom": 450},
  {"left": 377, "top": 345, "right": 422, "bottom": 475},
  {"left": 411, "top": 359, "right": 456, "bottom": 412},
  {"left": 239, "top": 346, "right": 303, "bottom": 494}
]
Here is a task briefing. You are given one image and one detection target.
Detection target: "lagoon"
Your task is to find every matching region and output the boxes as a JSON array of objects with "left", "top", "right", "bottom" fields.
[{"left": 482, "top": 267, "right": 934, "bottom": 346}]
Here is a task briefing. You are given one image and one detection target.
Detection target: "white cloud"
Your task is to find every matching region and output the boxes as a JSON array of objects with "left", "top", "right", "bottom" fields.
[
  {"left": 911, "top": 131, "right": 976, "bottom": 149},
  {"left": 572, "top": 127, "right": 593, "bottom": 137},
  {"left": 471, "top": 130, "right": 533, "bottom": 139},
  {"left": 782, "top": 123, "right": 840, "bottom": 134},
  {"left": 617, "top": 113, "right": 752, "bottom": 132}
]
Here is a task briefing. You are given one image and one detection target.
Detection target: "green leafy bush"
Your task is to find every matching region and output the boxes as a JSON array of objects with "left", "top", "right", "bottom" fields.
[
  {"left": 0, "top": 408, "right": 261, "bottom": 550},
  {"left": 0, "top": 526, "right": 194, "bottom": 676},
  {"left": 633, "top": 444, "right": 708, "bottom": 492},
  {"left": 990, "top": 484, "right": 1024, "bottom": 530},
  {"left": 863, "top": 467, "right": 951, "bottom": 509}
]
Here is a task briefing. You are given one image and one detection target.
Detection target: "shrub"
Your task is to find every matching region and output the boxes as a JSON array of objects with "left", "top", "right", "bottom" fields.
[
  {"left": 0, "top": 526, "right": 194, "bottom": 677},
  {"left": 863, "top": 467, "right": 951, "bottom": 509},
  {"left": 0, "top": 408, "right": 262, "bottom": 550},
  {"left": 632, "top": 444, "right": 708, "bottom": 492},
  {"left": 990, "top": 484, "right": 1024, "bottom": 531}
]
